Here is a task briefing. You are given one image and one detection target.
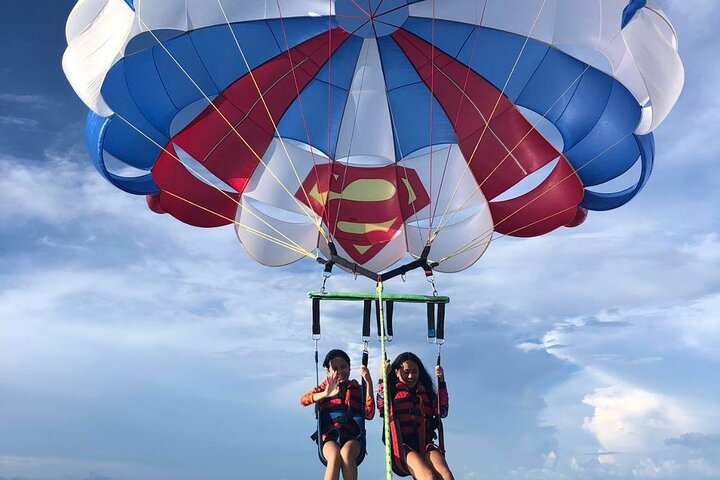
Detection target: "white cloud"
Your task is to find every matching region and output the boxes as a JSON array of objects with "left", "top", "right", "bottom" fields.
[
  {"left": 0, "top": 152, "right": 137, "bottom": 224},
  {"left": 679, "top": 233, "right": 720, "bottom": 263},
  {"left": 582, "top": 385, "right": 698, "bottom": 454},
  {"left": 534, "top": 277, "right": 720, "bottom": 479},
  {"left": 0, "top": 263, "right": 316, "bottom": 393},
  {"left": 0, "top": 115, "right": 38, "bottom": 128},
  {"left": 687, "top": 457, "right": 719, "bottom": 477},
  {"left": 517, "top": 341, "right": 546, "bottom": 352},
  {"left": 632, "top": 458, "right": 677, "bottom": 479},
  {"left": 0, "top": 93, "right": 51, "bottom": 106},
  {"left": 671, "top": 296, "right": 720, "bottom": 360},
  {"left": 543, "top": 450, "right": 557, "bottom": 469}
]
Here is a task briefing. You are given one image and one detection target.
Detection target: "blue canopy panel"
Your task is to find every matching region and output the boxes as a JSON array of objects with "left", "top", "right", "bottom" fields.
[
  {"left": 580, "top": 132, "right": 654, "bottom": 211},
  {"left": 377, "top": 36, "right": 457, "bottom": 159},
  {"left": 266, "top": 16, "right": 339, "bottom": 51},
  {"left": 275, "top": 34, "right": 363, "bottom": 158},
  {"left": 399, "top": 18, "right": 649, "bottom": 210},
  {"left": 418, "top": 20, "right": 552, "bottom": 102},
  {"left": 622, "top": 0, "right": 648, "bottom": 28},
  {"left": 99, "top": 62, "right": 168, "bottom": 171},
  {"left": 85, "top": 111, "right": 158, "bottom": 195},
  {"left": 92, "top": 17, "right": 333, "bottom": 194}
]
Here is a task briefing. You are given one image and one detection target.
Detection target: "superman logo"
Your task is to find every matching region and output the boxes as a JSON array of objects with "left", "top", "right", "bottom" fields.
[{"left": 296, "top": 164, "right": 430, "bottom": 264}]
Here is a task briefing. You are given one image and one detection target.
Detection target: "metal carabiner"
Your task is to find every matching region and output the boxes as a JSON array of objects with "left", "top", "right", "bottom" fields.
[
  {"left": 426, "top": 274, "right": 438, "bottom": 296},
  {"left": 320, "top": 271, "right": 331, "bottom": 294}
]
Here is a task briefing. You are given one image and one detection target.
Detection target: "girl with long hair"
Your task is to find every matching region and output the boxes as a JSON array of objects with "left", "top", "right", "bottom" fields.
[{"left": 377, "top": 351, "right": 454, "bottom": 480}]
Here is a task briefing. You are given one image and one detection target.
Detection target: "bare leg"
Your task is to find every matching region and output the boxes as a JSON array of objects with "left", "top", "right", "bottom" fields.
[
  {"left": 427, "top": 450, "right": 454, "bottom": 480},
  {"left": 404, "top": 450, "right": 435, "bottom": 480},
  {"left": 322, "top": 441, "right": 341, "bottom": 480},
  {"left": 339, "top": 439, "right": 361, "bottom": 480}
]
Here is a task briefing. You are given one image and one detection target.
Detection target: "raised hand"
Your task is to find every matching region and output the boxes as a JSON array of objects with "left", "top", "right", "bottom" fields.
[{"left": 323, "top": 373, "right": 340, "bottom": 398}]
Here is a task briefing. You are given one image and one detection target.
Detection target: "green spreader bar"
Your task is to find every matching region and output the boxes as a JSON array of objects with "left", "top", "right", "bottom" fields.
[{"left": 308, "top": 291, "right": 450, "bottom": 304}]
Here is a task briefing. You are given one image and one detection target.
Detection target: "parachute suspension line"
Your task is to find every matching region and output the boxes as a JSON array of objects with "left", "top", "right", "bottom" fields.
[
  {"left": 111, "top": 112, "right": 317, "bottom": 259},
  {"left": 429, "top": 0, "right": 550, "bottom": 238},
  {"left": 324, "top": 4, "right": 395, "bottom": 237},
  {"left": 330, "top": 41, "right": 374, "bottom": 240},
  {"left": 376, "top": 281, "right": 394, "bottom": 480},
  {"left": 135, "top": 16, "right": 329, "bottom": 242},
  {"left": 431, "top": 64, "right": 600, "bottom": 238},
  {"left": 270, "top": 0, "right": 322, "bottom": 171},
  {"left": 438, "top": 131, "right": 636, "bottom": 264},
  {"left": 217, "top": 0, "right": 329, "bottom": 243},
  {"left": 273, "top": 4, "right": 391, "bottom": 244},
  {"left": 440, "top": 207, "right": 572, "bottom": 263},
  {"left": 432, "top": 24, "right": 627, "bottom": 243},
  {"left": 378, "top": 2, "right": 429, "bottom": 253},
  {"left": 437, "top": 229, "right": 494, "bottom": 265},
  {"left": 428, "top": 0, "right": 489, "bottom": 234},
  {"left": 432, "top": 44, "right": 630, "bottom": 265},
  {"left": 218, "top": 2, "right": 335, "bottom": 243},
  {"left": 429, "top": 63, "right": 589, "bottom": 238},
  {"left": 388, "top": 78, "right": 427, "bottom": 252},
  {"left": 327, "top": 0, "right": 333, "bottom": 192},
  {"left": 162, "top": 190, "right": 316, "bottom": 257},
  {"left": 426, "top": 0, "right": 436, "bottom": 240},
  {"left": 324, "top": 1, "right": 441, "bottom": 255},
  {"left": 236, "top": 0, "right": 332, "bottom": 236}
]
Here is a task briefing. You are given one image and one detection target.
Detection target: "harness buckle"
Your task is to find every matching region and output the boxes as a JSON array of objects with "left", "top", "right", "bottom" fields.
[
  {"left": 320, "top": 271, "right": 331, "bottom": 294},
  {"left": 425, "top": 273, "right": 438, "bottom": 296}
]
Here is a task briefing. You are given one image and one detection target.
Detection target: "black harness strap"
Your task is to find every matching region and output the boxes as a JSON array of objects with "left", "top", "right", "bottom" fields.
[
  {"left": 361, "top": 303, "right": 372, "bottom": 339},
  {"left": 317, "top": 243, "right": 438, "bottom": 283},
  {"left": 361, "top": 301, "right": 371, "bottom": 367},
  {"left": 380, "top": 245, "right": 438, "bottom": 282},
  {"left": 312, "top": 298, "right": 321, "bottom": 339},
  {"left": 436, "top": 303, "right": 446, "bottom": 342},
  {"left": 386, "top": 301, "right": 394, "bottom": 339},
  {"left": 426, "top": 302, "right": 436, "bottom": 341}
]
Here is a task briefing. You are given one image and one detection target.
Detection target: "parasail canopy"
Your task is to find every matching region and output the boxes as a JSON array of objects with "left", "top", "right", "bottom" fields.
[{"left": 63, "top": 0, "right": 684, "bottom": 274}]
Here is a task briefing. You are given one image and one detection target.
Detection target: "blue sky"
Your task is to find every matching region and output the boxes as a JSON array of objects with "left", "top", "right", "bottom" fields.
[{"left": 1, "top": 1, "right": 719, "bottom": 479}]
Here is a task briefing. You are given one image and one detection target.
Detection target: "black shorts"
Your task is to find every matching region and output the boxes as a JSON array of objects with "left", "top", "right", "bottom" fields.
[{"left": 401, "top": 433, "right": 441, "bottom": 455}]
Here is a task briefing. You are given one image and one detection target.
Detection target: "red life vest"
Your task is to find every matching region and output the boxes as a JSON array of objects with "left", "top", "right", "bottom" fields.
[
  {"left": 390, "top": 382, "right": 437, "bottom": 441},
  {"left": 385, "top": 382, "right": 444, "bottom": 477},
  {"left": 317, "top": 379, "right": 365, "bottom": 439}
]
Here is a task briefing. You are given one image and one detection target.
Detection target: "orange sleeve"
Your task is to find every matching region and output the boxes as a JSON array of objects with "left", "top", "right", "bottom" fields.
[
  {"left": 348, "top": 380, "right": 374, "bottom": 420},
  {"left": 364, "top": 390, "right": 376, "bottom": 420},
  {"left": 300, "top": 380, "right": 327, "bottom": 406}
]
